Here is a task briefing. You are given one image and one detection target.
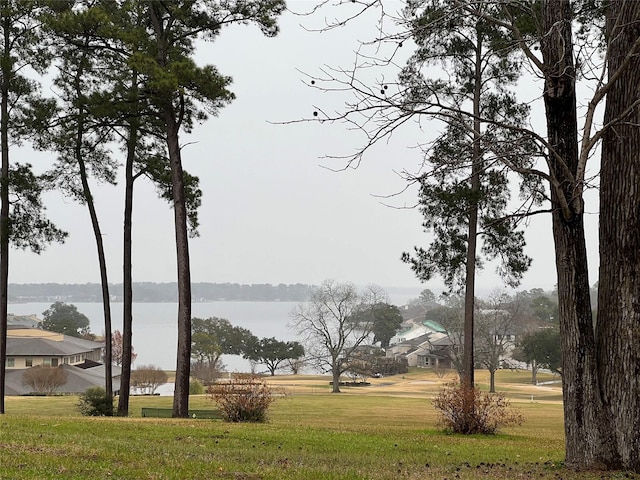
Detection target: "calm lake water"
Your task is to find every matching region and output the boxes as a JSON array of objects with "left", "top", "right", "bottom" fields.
[
  {"left": 8, "top": 301, "right": 297, "bottom": 372},
  {"left": 9, "top": 291, "right": 418, "bottom": 374}
]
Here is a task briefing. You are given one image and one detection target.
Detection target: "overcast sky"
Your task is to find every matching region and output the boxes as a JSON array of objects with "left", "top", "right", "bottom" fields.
[{"left": 8, "top": 1, "right": 600, "bottom": 298}]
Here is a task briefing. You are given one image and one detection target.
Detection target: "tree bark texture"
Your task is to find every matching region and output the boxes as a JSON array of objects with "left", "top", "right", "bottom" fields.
[
  {"left": 0, "top": 12, "right": 10, "bottom": 414},
  {"left": 148, "top": 3, "right": 192, "bottom": 419},
  {"left": 331, "top": 365, "right": 341, "bottom": 393},
  {"left": 118, "top": 118, "right": 137, "bottom": 417},
  {"left": 462, "top": 24, "right": 483, "bottom": 392},
  {"left": 541, "top": 0, "right": 619, "bottom": 469},
  {"left": 166, "top": 109, "right": 192, "bottom": 418},
  {"left": 598, "top": 0, "right": 640, "bottom": 471}
]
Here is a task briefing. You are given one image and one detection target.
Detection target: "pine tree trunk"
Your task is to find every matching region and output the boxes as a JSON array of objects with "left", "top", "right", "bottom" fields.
[
  {"left": 541, "top": 0, "right": 619, "bottom": 469},
  {"left": 72, "top": 52, "right": 113, "bottom": 407},
  {"left": 462, "top": 24, "right": 483, "bottom": 393},
  {"left": 165, "top": 105, "right": 192, "bottom": 418},
  {"left": 118, "top": 115, "right": 138, "bottom": 417},
  {"left": 597, "top": 0, "right": 640, "bottom": 471},
  {"left": 0, "top": 12, "right": 10, "bottom": 415},
  {"left": 147, "top": 3, "right": 192, "bottom": 419}
]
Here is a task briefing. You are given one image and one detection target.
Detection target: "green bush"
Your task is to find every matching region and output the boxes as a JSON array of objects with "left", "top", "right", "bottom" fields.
[
  {"left": 432, "top": 383, "right": 523, "bottom": 434},
  {"left": 208, "top": 374, "right": 280, "bottom": 423},
  {"left": 189, "top": 379, "right": 205, "bottom": 395},
  {"left": 77, "top": 387, "right": 114, "bottom": 416}
]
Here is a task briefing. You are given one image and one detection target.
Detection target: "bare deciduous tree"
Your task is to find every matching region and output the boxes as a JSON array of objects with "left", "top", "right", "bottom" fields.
[
  {"left": 475, "top": 291, "right": 521, "bottom": 393},
  {"left": 22, "top": 366, "right": 67, "bottom": 395},
  {"left": 130, "top": 365, "right": 168, "bottom": 395},
  {"left": 290, "top": 280, "right": 386, "bottom": 393},
  {"left": 111, "top": 330, "right": 137, "bottom": 368}
]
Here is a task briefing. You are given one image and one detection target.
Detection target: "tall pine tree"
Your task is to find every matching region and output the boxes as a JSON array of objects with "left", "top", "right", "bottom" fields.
[
  {"left": 131, "top": 0, "right": 285, "bottom": 417},
  {"left": 0, "top": 1, "right": 66, "bottom": 414},
  {"left": 400, "top": 1, "right": 541, "bottom": 395}
]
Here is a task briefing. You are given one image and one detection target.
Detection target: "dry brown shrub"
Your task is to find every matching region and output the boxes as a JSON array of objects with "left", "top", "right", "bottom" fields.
[
  {"left": 208, "top": 374, "right": 282, "bottom": 422},
  {"left": 432, "top": 383, "right": 524, "bottom": 434},
  {"left": 22, "top": 366, "right": 67, "bottom": 395}
]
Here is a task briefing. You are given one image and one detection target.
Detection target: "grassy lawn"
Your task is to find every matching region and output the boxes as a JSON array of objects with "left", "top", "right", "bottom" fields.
[{"left": 0, "top": 369, "right": 633, "bottom": 479}]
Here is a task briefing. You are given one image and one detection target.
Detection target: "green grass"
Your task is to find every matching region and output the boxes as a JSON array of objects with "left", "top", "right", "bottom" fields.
[{"left": 0, "top": 372, "right": 633, "bottom": 479}]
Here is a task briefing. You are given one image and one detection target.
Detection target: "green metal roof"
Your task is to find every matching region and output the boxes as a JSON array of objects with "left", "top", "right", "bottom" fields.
[{"left": 422, "top": 319, "right": 447, "bottom": 333}]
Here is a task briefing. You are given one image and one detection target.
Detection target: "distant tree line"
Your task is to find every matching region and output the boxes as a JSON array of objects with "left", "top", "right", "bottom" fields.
[{"left": 8, "top": 283, "right": 313, "bottom": 303}]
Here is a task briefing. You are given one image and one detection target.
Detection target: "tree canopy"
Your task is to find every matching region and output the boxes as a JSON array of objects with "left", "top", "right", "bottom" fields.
[
  {"left": 517, "top": 328, "right": 562, "bottom": 376},
  {"left": 245, "top": 338, "right": 304, "bottom": 376},
  {"left": 41, "top": 302, "right": 91, "bottom": 338},
  {"left": 371, "top": 303, "right": 403, "bottom": 349},
  {"left": 192, "top": 317, "right": 257, "bottom": 361}
]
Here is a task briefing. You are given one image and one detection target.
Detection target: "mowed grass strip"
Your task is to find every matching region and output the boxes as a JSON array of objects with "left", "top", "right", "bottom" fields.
[{"left": 0, "top": 371, "right": 632, "bottom": 479}]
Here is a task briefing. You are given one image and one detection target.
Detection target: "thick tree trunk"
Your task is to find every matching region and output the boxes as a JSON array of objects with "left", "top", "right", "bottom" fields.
[
  {"left": 597, "top": 1, "right": 640, "bottom": 471},
  {"left": 331, "top": 366, "right": 341, "bottom": 393},
  {"left": 147, "top": 3, "right": 192, "bottom": 419},
  {"left": 0, "top": 13, "right": 10, "bottom": 415},
  {"left": 165, "top": 106, "right": 192, "bottom": 418},
  {"left": 541, "top": 0, "right": 618, "bottom": 469}
]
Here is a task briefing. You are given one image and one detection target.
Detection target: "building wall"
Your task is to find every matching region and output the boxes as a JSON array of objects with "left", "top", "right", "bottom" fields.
[{"left": 5, "top": 350, "right": 102, "bottom": 369}]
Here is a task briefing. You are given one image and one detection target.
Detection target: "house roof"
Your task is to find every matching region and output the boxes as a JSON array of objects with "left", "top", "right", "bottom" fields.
[
  {"left": 422, "top": 319, "right": 447, "bottom": 333},
  {"left": 6, "top": 337, "right": 100, "bottom": 357},
  {"left": 8, "top": 314, "right": 41, "bottom": 328},
  {"left": 405, "top": 333, "right": 432, "bottom": 346},
  {"left": 5, "top": 364, "right": 122, "bottom": 396},
  {"left": 392, "top": 319, "right": 448, "bottom": 344},
  {"left": 430, "top": 335, "right": 456, "bottom": 346},
  {"left": 57, "top": 364, "right": 120, "bottom": 393}
]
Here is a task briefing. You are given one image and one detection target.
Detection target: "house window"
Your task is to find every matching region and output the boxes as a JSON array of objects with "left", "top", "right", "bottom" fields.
[
  {"left": 43, "top": 358, "right": 51, "bottom": 366},
  {"left": 5, "top": 358, "right": 14, "bottom": 368},
  {"left": 63, "top": 357, "right": 69, "bottom": 364},
  {"left": 51, "top": 358, "right": 59, "bottom": 367},
  {"left": 25, "top": 358, "right": 33, "bottom": 367}
]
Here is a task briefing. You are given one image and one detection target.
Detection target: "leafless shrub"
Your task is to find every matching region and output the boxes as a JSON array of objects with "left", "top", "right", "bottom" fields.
[
  {"left": 191, "top": 360, "right": 225, "bottom": 385},
  {"left": 432, "top": 383, "right": 524, "bottom": 435},
  {"left": 208, "top": 374, "right": 281, "bottom": 422},
  {"left": 22, "top": 366, "right": 67, "bottom": 395},
  {"left": 286, "top": 357, "right": 305, "bottom": 374},
  {"left": 130, "top": 365, "right": 168, "bottom": 394}
]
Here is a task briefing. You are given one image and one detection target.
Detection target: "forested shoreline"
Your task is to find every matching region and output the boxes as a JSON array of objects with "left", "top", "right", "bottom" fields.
[{"left": 7, "top": 282, "right": 313, "bottom": 303}]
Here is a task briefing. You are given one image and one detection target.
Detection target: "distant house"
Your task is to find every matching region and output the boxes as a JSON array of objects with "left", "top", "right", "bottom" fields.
[
  {"left": 387, "top": 317, "right": 462, "bottom": 369},
  {"left": 418, "top": 335, "right": 459, "bottom": 369},
  {"left": 389, "top": 319, "right": 447, "bottom": 345},
  {"left": 4, "top": 326, "right": 120, "bottom": 395},
  {"left": 8, "top": 313, "right": 41, "bottom": 329}
]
